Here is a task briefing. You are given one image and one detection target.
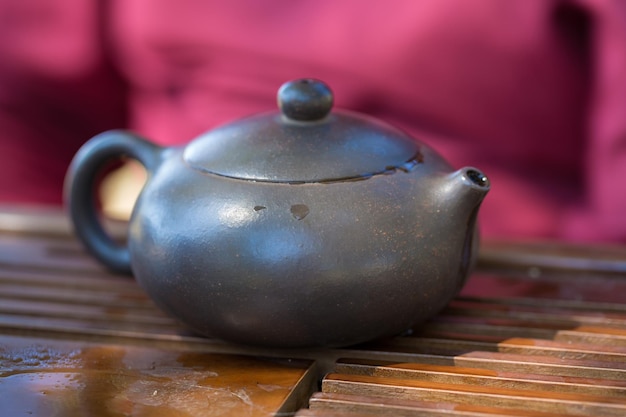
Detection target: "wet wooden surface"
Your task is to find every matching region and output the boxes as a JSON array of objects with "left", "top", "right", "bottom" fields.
[
  {"left": 1, "top": 205, "right": 626, "bottom": 416},
  {"left": 1, "top": 337, "right": 315, "bottom": 417}
]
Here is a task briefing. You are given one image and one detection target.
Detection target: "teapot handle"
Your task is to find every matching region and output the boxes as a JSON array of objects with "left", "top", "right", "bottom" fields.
[{"left": 64, "top": 130, "right": 162, "bottom": 274}]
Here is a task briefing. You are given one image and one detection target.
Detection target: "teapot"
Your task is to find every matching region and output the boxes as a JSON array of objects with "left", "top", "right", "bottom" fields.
[{"left": 65, "top": 79, "right": 490, "bottom": 348}]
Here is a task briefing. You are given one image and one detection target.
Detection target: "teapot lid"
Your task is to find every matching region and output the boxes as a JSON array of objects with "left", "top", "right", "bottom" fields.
[{"left": 183, "top": 79, "right": 422, "bottom": 183}]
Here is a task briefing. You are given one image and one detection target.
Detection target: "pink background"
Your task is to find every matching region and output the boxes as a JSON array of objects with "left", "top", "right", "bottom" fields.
[{"left": 1, "top": 0, "right": 625, "bottom": 242}]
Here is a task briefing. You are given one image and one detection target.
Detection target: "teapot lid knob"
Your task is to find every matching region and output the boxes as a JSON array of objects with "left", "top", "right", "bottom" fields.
[{"left": 277, "top": 79, "right": 333, "bottom": 121}]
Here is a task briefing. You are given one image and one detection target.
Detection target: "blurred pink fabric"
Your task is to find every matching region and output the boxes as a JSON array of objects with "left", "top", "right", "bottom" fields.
[{"left": 1, "top": 0, "right": 625, "bottom": 243}]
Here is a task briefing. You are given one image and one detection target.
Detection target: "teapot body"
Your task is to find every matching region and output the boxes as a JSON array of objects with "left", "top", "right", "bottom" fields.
[
  {"left": 127, "top": 146, "right": 477, "bottom": 347},
  {"left": 65, "top": 79, "right": 490, "bottom": 348}
]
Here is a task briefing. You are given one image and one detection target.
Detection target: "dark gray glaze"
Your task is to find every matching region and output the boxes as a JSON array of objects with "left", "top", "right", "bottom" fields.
[{"left": 65, "top": 79, "right": 490, "bottom": 348}]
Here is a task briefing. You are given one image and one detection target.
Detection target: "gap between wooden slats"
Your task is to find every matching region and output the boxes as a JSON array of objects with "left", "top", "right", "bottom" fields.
[{"left": 322, "top": 373, "right": 626, "bottom": 417}]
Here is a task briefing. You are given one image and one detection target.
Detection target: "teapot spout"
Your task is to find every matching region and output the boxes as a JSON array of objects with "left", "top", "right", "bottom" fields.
[
  {"left": 444, "top": 167, "right": 490, "bottom": 212},
  {"left": 437, "top": 167, "right": 490, "bottom": 288}
]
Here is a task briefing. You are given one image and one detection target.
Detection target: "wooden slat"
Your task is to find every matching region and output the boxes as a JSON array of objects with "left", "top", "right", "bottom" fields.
[
  {"left": 0, "top": 282, "right": 154, "bottom": 307},
  {"left": 0, "top": 268, "right": 138, "bottom": 290},
  {"left": 453, "top": 351, "right": 626, "bottom": 381},
  {"left": 460, "top": 274, "right": 626, "bottom": 305},
  {"left": 322, "top": 373, "right": 626, "bottom": 416},
  {"left": 555, "top": 327, "right": 626, "bottom": 347},
  {"left": 444, "top": 300, "right": 626, "bottom": 328},
  {"left": 0, "top": 335, "right": 317, "bottom": 417},
  {"left": 0, "top": 298, "right": 173, "bottom": 325},
  {"left": 334, "top": 359, "right": 626, "bottom": 397},
  {"left": 478, "top": 240, "right": 626, "bottom": 274},
  {"left": 306, "top": 392, "right": 580, "bottom": 417}
]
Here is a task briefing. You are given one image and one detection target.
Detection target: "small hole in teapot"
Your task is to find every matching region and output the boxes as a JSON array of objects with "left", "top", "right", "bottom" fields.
[
  {"left": 466, "top": 169, "right": 489, "bottom": 188},
  {"left": 290, "top": 204, "right": 310, "bottom": 220}
]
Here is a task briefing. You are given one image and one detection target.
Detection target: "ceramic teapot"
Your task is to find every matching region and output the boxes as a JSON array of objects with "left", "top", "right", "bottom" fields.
[{"left": 65, "top": 79, "right": 490, "bottom": 348}]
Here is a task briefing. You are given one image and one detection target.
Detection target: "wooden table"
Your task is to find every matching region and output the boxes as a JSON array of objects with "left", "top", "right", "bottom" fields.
[{"left": 1, "top": 206, "right": 625, "bottom": 416}]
